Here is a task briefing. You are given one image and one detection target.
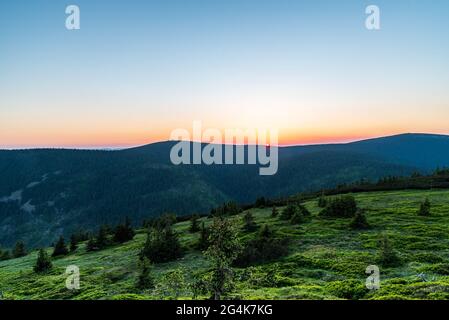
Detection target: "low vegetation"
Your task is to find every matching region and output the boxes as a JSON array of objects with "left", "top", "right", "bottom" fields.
[{"left": 2, "top": 188, "right": 449, "bottom": 300}]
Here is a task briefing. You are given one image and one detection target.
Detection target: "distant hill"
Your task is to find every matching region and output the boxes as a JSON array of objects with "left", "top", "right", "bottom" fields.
[{"left": 0, "top": 133, "right": 448, "bottom": 247}]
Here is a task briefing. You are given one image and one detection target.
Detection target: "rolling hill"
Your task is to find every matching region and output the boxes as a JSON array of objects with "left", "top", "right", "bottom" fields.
[{"left": 0, "top": 133, "right": 448, "bottom": 247}]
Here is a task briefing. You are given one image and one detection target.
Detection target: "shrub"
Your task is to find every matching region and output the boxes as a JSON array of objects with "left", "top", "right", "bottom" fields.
[
  {"left": 418, "top": 198, "right": 431, "bottom": 216},
  {"left": 13, "top": 241, "right": 27, "bottom": 258},
  {"left": 205, "top": 218, "right": 242, "bottom": 300},
  {"left": 377, "top": 235, "right": 400, "bottom": 267},
  {"left": 327, "top": 279, "right": 368, "bottom": 300},
  {"left": 34, "top": 249, "right": 52, "bottom": 273},
  {"left": 320, "top": 196, "right": 357, "bottom": 218},
  {"left": 189, "top": 215, "right": 200, "bottom": 233},
  {"left": 255, "top": 197, "right": 267, "bottom": 208},
  {"left": 136, "top": 258, "right": 155, "bottom": 289},
  {"left": 349, "top": 210, "right": 370, "bottom": 229},
  {"left": 0, "top": 248, "right": 11, "bottom": 261},
  {"left": 317, "top": 194, "right": 328, "bottom": 208},
  {"left": 280, "top": 203, "right": 297, "bottom": 220},
  {"left": 290, "top": 212, "right": 305, "bottom": 225},
  {"left": 96, "top": 225, "right": 110, "bottom": 249},
  {"left": 52, "top": 236, "right": 69, "bottom": 257},
  {"left": 234, "top": 225, "right": 289, "bottom": 267},
  {"left": 141, "top": 225, "right": 183, "bottom": 263},
  {"left": 69, "top": 234, "right": 78, "bottom": 252},
  {"left": 86, "top": 236, "right": 98, "bottom": 252},
  {"left": 271, "top": 206, "right": 279, "bottom": 218},
  {"left": 242, "top": 212, "right": 258, "bottom": 232},
  {"left": 197, "top": 222, "right": 210, "bottom": 251},
  {"left": 113, "top": 217, "right": 135, "bottom": 243}
]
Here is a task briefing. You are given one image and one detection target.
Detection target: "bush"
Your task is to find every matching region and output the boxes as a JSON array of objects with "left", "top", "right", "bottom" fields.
[
  {"left": 242, "top": 212, "right": 258, "bottom": 232},
  {"left": 327, "top": 279, "right": 368, "bottom": 300},
  {"left": 136, "top": 258, "right": 155, "bottom": 289},
  {"left": 271, "top": 206, "right": 278, "bottom": 218},
  {"left": 418, "top": 198, "right": 431, "bottom": 216},
  {"left": 280, "top": 203, "right": 297, "bottom": 220},
  {"left": 0, "top": 248, "right": 11, "bottom": 261},
  {"left": 52, "top": 236, "right": 69, "bottom": 257},
  {"left": 34, "top": 249, "right": 52, "bottom": 273},
  {"left": 69, "top": 234, "right": 78, "bottom": 252},
  {"left": 141, "top": 225, "right": 183, "bottom": 263},
  {"left": 320, "top": 196, "right": 357, "bottom": 218},
  {"left": 377, "top": 235, "right": 400, "bottom": 267},
  {"left": 349, "top": 210, "right": 370, "bottom": 229},
  {"left": 189, "top": 215, "right": 201, "bottom": 233},
  {"left": 12, "top": 241, "right": 26, "bottom": 258},
  {"left": 234, "top": 225, "right": 289, "bottom": 267},
  {"left": 317, "top": 195, "right": 328, "bottom": 208},
  {"left": 197, "top": 222, "right": 210, "bottom": 251},
  {"left": 113, "top": 217, "right": 135, "bottom": 243},
  {"left": 290, "top": 212, "right": 305, "bottom": 225}
]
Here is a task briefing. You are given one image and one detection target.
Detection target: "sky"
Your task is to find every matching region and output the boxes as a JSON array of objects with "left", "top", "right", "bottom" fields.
[{"left": 1, "top": 0, "right": 448, "bottom": 148}]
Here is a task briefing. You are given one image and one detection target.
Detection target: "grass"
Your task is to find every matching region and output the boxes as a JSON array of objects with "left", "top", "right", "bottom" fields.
[{"left": 2, "top": 188, "right": 449, "bottom": 300}]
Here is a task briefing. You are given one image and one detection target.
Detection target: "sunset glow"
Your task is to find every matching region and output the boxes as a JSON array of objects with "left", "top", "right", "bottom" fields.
[{"left": 1, "top": 0, "right": 448, "bottom": 149}]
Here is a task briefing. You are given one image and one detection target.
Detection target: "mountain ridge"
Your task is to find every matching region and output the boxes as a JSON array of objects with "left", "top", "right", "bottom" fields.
[{"left": 0, "top": 133, "right": 448, "bottom": 247}]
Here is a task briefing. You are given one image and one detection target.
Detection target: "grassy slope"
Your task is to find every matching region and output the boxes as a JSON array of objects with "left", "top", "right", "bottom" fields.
[{"left": 2, "top": 189, "right": 449, "bottom": 300}]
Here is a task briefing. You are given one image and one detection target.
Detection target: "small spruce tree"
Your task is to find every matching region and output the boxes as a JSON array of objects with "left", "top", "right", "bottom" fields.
[
  {"left": 205, "top": 218, "right": 242, "bottom": 300},
  {"left": 113, "top": 217, "right": 135, "bottom": 243},
  {"left": 317, "top": 194, "right": 328, "bottom": 208},
  {"left": 377, "top": 234, "right": 400, "bottom": 267},
  {"left": 96, "top": 225, "right": 109, "bottom": 249},
  {"left": 271, "top": 206, "right": 278, "bottom": 218},
  {"left": 69, "top": 234, "right": 78, "bottom": 252},
  {"left": 34, "top": 249, "right": 52, "bottom": 273},
  {"left": 418, "top": 198, "right": 431, "bottom": 216},
  {"left": 242, "top": 211, "right": 258, "bottom": 232},
  {"left": 13, "top": 241, "right": 26, "bottom": 258},
  {"left": 349, "top": 210, "right": 370, "bottom": 229},
  {"left": 52, "top": 235, "right": 69, "bottom": 257},
  {"left": 197, "top": 222, "right": 210, "bottom": 251},
  {"left": 189, "top": 215, "right": 201, "bottom": 233},
  {"left": 136, "top": 257, "right": 155, "bottom": 290}
]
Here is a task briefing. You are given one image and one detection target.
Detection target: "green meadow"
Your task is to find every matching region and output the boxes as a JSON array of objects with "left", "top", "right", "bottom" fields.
[{"left": 2, "top": 189, "right": 449, "bottom": 300}]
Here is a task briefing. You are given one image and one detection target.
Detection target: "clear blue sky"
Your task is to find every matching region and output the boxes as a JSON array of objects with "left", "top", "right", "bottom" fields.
[{"left": 1, "top": 0, "right": 448, "bottom": 148}]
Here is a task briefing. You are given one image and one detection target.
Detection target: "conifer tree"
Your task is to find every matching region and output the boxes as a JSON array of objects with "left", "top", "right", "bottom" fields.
[
  {"left": 418, "top": 198, "right": 431, "bottom": 216},
  {"left": 52, "top": 235, "right": 69, "bottom": 257},
  {"left": 136, "top": 257, "right": 155, "bottom": 290},
  {"left": 271, "top": 206, "right": 278, "bottom": 218},
  {"left": 205, "top": 218, "right": 242, "bottom": 300},
  {"left": 34, "top": 249, "right": 52, "bottom": 273},
  {"left": 13, "top": 241, "right": 26, "bottom": 258},
  {"left": 189, "top": 215, "right": 200, "bottom": 233},
  {"left": 242, "top": 211, "right": 258, "bottom": 232},
  {"left": 70, "top": 234, "right": 78, "bottom": 252},
  {"left": 197, "top": 222, "right": 210, "bottom": 251},
  {"left": 349, "top": 210, "right": 370, "bottom": 229}
]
